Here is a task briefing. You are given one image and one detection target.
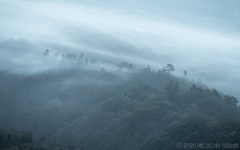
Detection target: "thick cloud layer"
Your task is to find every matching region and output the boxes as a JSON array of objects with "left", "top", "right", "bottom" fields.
[{"left": 0, "top": 0, "right": 240, "bottom": 99}]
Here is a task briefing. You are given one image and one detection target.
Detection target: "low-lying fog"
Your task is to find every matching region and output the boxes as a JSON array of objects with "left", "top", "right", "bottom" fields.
[{"left": 0, "top": 0, "right": 240, "bottom": 100}]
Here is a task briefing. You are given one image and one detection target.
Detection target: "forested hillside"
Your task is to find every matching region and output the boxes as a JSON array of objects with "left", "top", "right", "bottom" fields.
[{"left": 0, "top": 50, "right": 239, "bottom": 150}]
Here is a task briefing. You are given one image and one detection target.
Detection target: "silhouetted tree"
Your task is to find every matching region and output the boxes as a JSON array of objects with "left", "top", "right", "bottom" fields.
[
  {"left": 119, "top": 61, "right": 133, "bottom": 70},
  {"left": 43, "top": 49, "right": 49, "bottom": 56},
  {"left": 166, "top": 64, "right": 175, "bottom": 73},
  {"left": 184, "top": 70, "right": 187, "bottom": 76}
]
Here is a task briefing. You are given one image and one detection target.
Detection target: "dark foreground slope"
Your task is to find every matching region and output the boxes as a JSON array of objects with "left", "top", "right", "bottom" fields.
[
  {"left": 0, "top": 59, "right": 239, "bottom": 150},
  {"left": 0, "top": 128, "right": 60, "bottom": 150}
]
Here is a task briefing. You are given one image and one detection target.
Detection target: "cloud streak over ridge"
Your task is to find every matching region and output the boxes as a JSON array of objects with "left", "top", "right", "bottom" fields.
[{"left": 0, "top": 0, "right": 240, "bottom": 98}]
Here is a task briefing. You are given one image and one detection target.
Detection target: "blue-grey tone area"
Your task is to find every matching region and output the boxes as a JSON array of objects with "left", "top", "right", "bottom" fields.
[{"left": 0, "top": 1, "right": 239, "bottom": 150}]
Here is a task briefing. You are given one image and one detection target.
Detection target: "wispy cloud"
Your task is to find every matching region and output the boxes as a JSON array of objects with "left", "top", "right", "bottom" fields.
[{"left": 0, "top": 0, "right": 240, "bottom": 98}]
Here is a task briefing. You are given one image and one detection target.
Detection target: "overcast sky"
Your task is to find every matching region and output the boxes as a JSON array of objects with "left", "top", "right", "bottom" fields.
[{"left": 0, "top": 0, "right": 240, "bottom": 99}]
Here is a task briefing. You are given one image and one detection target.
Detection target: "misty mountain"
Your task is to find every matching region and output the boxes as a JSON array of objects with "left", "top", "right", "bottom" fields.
[
  {"left": 1, "top": 0, "right": 240, "bottom": 150},
  {"left": 0, "top": 54, "right": 239, "bottom": 150}
]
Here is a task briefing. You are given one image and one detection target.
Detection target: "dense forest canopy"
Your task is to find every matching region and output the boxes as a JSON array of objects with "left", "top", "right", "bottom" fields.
[{"left": 0, "top": 49, "right": 240, "bottom": 150}]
